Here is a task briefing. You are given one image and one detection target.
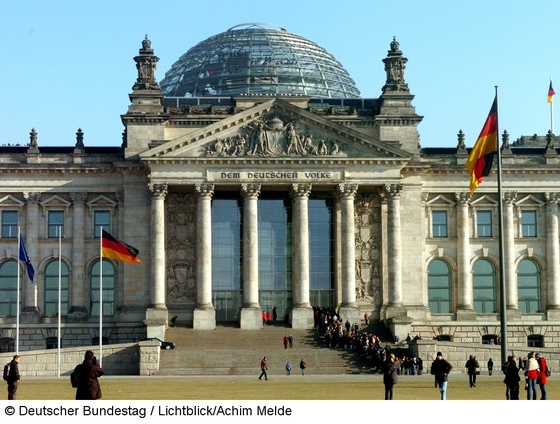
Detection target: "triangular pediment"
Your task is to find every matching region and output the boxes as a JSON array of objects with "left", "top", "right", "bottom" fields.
[
  {"left": 425, "top": 194, "right": 456, "bottom": 207},
  {"left": 516, "top": 195, "right": 545, "bottom": 207},
  {"left": 139, "top": 98, "right": 411, "bottom": 161},
  {"left": 471, "top": 195, "right": 499, "bottom": 207}
]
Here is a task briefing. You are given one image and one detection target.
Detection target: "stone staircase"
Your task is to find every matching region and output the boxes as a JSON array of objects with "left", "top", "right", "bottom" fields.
[{"left": 157, "top": 324, "right": 377, "bottom": 376}]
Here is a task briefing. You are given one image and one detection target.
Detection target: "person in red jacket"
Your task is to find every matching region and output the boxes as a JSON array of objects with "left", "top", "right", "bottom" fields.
[
  {"left": 535, "top": 352, "right": 548, "bottom": 400},
  {"left": 524, "top": 352, "right": 539, "bottom": 400}
]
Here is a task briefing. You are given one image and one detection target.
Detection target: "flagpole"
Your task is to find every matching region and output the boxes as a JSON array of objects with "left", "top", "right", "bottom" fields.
[
  {"left": 16, "top": 227, "right": 21, "bottom": 355},
  {"left": 57, "top": 227, "right": 62, "bottom": 378},
  {"left": 99, "top": 226, "right": 103, "bottom": 367},
  {"left": 495, "top": 86, "right": 508, "bottom": 366}
]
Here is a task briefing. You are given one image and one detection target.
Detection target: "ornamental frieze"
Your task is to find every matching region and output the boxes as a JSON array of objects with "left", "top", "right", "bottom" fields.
[{"left": 204, "top": 115, "right": 347, "bottom": 158}]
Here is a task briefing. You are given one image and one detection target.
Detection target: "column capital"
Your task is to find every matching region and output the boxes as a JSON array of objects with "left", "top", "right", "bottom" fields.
[
  {"left": 454, "top": 192, "right": 471, "bottom": 205},
  {"left": 290, "top": 183, "right": 312, "bottom": 200},
  {"left": 70, "top": 192, "right": 88, "bottom": 205},
  {"left": 545, "top": 192, "right": 560, "bottom": 204},
  {"left": 337, "top": 183, "right": 358, "bottom": 199},
  {"left": 149, "top": 183, "right": 168, "bottom": 199},
  {"left": 502, "top": 191, "right": 517, "bottom": 204},
  {"left": 382, "top": 183, "right": 403, "bottom": 199},
  {"left": 23, "top": 192, "right": 41, "bottom": 204},
  {"left": 241, "top": 183, "right": 261, "bottom": 199},
  {"left": 195, "top": 183, "right": 214, "bottom": 199}
]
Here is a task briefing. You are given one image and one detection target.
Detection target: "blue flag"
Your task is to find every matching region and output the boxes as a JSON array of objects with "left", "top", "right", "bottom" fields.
[{"left": 18, "top": 234, "right": 35, "bottom": 283}]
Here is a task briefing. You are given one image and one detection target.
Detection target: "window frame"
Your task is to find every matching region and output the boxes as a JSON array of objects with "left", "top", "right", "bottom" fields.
[
  {"left": 47, "top": 210, "right": 65, "bottom": 239},
  {"left": 431, "top": 210, "right": 448, "bottom": 238},
  {"left": 1, "top": 210, "right": 18, "bottom": 239},
  {"left": 521, "top": 210, "right": 538, "bottom": 237},
  {"left": 93, "top": 210, "right": 111, "bottom": 238},
  {"left": 476, "top": 210, "right": 493, "bottom": 238}
]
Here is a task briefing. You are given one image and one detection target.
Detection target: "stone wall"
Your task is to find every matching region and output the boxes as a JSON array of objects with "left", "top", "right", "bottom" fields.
[{"left": 0, "top": 341, "right": 160, "bottom": 377}]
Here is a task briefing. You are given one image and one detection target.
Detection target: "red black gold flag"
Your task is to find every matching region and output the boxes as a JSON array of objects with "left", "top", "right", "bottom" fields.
[
  {"left": 466, "top": 96, "right": 498, "bottom": 195},
  {"left": 548, "top": 80, "right": 555, "bottom": 103},
  {"left": 101, "top": 229, "right": 141, "bottom": 264}
]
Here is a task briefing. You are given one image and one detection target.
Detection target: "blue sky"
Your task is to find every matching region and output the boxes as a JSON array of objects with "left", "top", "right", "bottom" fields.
[{"left": 3, "top": 0, "right": 560, "bottom": 149}]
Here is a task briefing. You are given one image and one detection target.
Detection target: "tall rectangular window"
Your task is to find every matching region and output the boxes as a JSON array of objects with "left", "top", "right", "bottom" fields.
[
  {"left": 432, "top": 210, "right": 448, "bottom": 238},
  {"left": 521, "top": 210, "right": 537, "bottom": 237},
  {"left": 48, "top": 211, "right": 64, "bottom": 238},
  {"left": 1, "top": 211, "right": 18, "bottom": 238},
  {"left": 94, "top": 210, "right": 110, "bottom": 238},
  {"left": 477, "top": 210, "right": 492, "bottom": 237}
]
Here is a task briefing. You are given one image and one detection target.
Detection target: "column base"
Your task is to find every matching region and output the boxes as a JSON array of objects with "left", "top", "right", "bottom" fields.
[
  {"left": 290, "top": 306, "right": 313, "bottom": 329},
  {"left": 20, "top": 308, "right": 41, "bottom": 324},
  {"left": 239, "top": 307, "right": 263, "bottom": 329},
  {"left": 456, "top": 309, "right": 477, "bottom": 320},
  {"left": 385, "top": 316, "right": 414, "bottom": 343},
  {"left": 193, "top": 307, "right": 216, "bottom": 330},
  {"left": 144, "top": 307, "right": 168, "bottom": 340},
  {"left": 338, "top": 305, "right": 361, "bottom": 326},
  {"left": 506, "top": 308, "right": 522, "bottom": 320},
  {"left": 67, "top": 306, "right": 88, "bottom": 323},
  {"left": 547, "top": 308, "right": 560, "bottom": 320}
]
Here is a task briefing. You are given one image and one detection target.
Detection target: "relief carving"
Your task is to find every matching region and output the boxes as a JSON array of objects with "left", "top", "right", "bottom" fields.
[
  {"left": 354, "top": 193, "right": 382, "bottom": 307},
  {"left": 166, "top": 193, "right": 197, "bottom": 305},
  {"left": 205, "top": 115, "right": 346, "bottom": 158}
]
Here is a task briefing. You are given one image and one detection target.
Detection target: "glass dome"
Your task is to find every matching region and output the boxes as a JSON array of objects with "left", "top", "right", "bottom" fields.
[{"left": 160, "top": 23, "right": 361, "bottom": 98}]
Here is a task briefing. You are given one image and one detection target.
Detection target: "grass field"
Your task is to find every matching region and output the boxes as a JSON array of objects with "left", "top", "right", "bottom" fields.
[{"left": 12, "top": 373, "right": 557, "bottom": 401}]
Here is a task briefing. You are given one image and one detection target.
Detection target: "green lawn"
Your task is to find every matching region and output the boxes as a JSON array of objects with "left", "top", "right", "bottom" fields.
[{"left": 13, "top": 374, "right": 557, "bottom": 401}]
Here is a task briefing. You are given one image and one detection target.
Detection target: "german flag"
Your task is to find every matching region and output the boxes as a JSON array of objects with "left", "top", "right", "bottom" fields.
[
  {"left": 548, "top": 80, "right": 555, "bottom": 103},
  {"left": 466, "top": 95, "right": 498, "bottom": 195},
  {"left": 101, "top": 229, "right": 141, "bottom": 264}
]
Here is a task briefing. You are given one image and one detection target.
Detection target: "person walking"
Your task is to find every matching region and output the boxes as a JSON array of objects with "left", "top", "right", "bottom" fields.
[
  {"left": 535, "top": 352, "right": 548, "bottom": 400},
  {"left": 258, "top": 356, "right": 268, "bottom": 380},
  {"left": 382, "top": 353, "right": 399, "bottom": 400},
  {"left": 299, "top": 359, "right": 307, "bottom": 375},
  {"left": 524, "top": 352, "right": 539, "bottom": 400},
  {"left": 283, "top": 334, "right": 289, "bottom": 349},
  {"left": 285, "top": 361, "right": 292, "bottom": 375},
  {"left": 430, "top": 351, "right": 453, "bottom": 400},
  {"left": 5, "top": 355, "right": 20, "bottom": 400},
  {"left": 288, "top": 334, "right": 294, "bottom": 348},
  {"left": 487, "top": 358, "right": 494, "bottom": 376},
  {"left": 74, "top": 350, "right": 104, "bottom": 400},
  {"left": 465, "top": 355, "right": 479, "bottom": 387},
  {"left": 503, "top": 355, "right": 521, "bottom": 400}
]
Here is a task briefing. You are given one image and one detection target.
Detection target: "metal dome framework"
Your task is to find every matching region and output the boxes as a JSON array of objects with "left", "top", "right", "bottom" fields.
[{"left": 160, "top": 24, "right": 361, "bottom": 98}]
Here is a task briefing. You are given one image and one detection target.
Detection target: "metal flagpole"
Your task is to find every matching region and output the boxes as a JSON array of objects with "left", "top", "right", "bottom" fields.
[
  {"left": 99, "top": 227, "right": 103, "bottom": 367},
  {"left": 16, "top": 227, "right": 21, "bottom": 355},
  {"left": 495, "top": 86, "right": 508, "bottom": 366},
  {"left": 57, "top": 227, "right": 62, "bottom": 378}
]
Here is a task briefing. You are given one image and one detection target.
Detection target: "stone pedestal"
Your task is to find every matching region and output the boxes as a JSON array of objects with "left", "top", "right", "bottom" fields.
[
  {"left": 193, "top": 307, "right": 216, "bottom": 330},
  {"left": 456, "top": 309, "right": 477, "bottom": 320},
  {"left": 20, "top": 309, "right": 41, "bottom": 324},
  {"left": 506, "top": 308, "right": 522, "bottom": 320},
  {"left": 67, "top": 306, "right": 88, "bottom": 323},
  {"left": 339, "top": 306, "right": 360, "bottom": 326},
  {"left": 386, "top": 315, "right": 413, "bottom": 342},
  {"left": 547, "top": 308, "right": 560, "bottom": 320},
  {"left": 144, "top": 307, "right": 168, "bottom": 339},
  {"left": 290, "top": 306, "right": 313, "bottom": 329},
  {"left": 239, "top": 307, "right": 262, "bottom": 329}
]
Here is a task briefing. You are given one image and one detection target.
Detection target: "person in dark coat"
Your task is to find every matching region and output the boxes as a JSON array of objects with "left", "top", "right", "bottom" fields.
[
  {"left": 382, "top": 353, "right": 400, "bottom": 400},
  {"left": 430, "top": 351, "right": 453, "bottom": 400},
  {"left": 465, "top": 355, "right": 479, "bottom": 387},
  {"left": 502, "top": 355, "right": 520, "bottom": 400},
  {"left": 75, "top": 350, "right": 104, "bottom": 400},
  {"left": 6, "top": 355, "right": 20, "bottom": 400}
]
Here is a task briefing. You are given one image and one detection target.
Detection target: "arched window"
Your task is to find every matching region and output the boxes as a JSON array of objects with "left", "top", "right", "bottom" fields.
[
  {"left": 44, "top": 260, "right": 69, "bottom": 316},
  {"left": 428, "top": 259, "right": 451, "bottom": 313},
  {"left": 90, "top": 259, "right": 115, "bottom": 316},
  {"left": 518, "top": 259, "right": 541, "bottom": 313},
  {"left": 473, "top": 259, "right": 496, "bottom": 313},
  {"left": 0, "top": 260, "right": 19, "bottom": 316}
]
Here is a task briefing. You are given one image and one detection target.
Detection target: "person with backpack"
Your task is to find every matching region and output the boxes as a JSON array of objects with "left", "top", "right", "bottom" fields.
[
  {"left": 4, "top": 355, "right": 20, "bottom": 400},
  {"left": 299, "top": 359, "right": 307, "bottom": 375}
]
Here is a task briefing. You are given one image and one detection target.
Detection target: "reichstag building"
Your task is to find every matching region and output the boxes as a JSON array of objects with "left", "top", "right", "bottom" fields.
[{"left": 1, "top": 24, "right": 559, "bottom": 351}]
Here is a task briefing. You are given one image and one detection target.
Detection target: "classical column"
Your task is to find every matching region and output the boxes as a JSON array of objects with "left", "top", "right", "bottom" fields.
[
  {"left": 503, "top": 191, "right": 519, "bottom": 314},
  {"left": 545, "top": 192, "right": 560, "bottom": 316},
  {"left": 338, "top": 184, "right": 358, "bottom": 308},
  {"left": 194, "top": 183, "right": 216, "bottom": 330},
  {"left": 290, "top": 183, "right": 313, "bottom": 328},
  {"left": 149, "top": 184, "right": 168, "bottom": 308},
  {"left": 69, "top": 192, "right": 88, "bottom": 319},
  {"left": 455, "top": 192, "right": 474, "bottom": 318},
  {"left": 239, "top": 184, "right": 261, "bottom": 329},
  {"left": 22, "top": 192, "right": 41, "bottom": 318},
  {"left": 384, "top": 184, "right": 403, "bottom": 307}
]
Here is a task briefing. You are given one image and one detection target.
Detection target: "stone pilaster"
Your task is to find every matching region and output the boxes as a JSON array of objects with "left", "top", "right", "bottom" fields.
[
  {"left": 455, "top": 192, "right": 475, "bottom": 319},
  {"left": 545, "top": 192, "right": 560, "bottom": 318},
  {"left": 337, "top": 183, "right": 360, "bottom": 324},
  {"left": 240, "top": 183, "right": 262, "bottom": 329},
  {"left": 145, "top": 184, "right": 168, "bottom": 339},
  {"left": 290, "top": 183, "right": 313, "bottom": 329},
  {"left": 193, "top": 183, "right": 216, "bottom": 330},
  {"left": 68, "top": 192, "right": 88, "bottom": 321},
  {"left": 22, "top": 192, "right": 41, "bottom": 322},
  {"left": 503, "top": 191, "right": 520, "bottom": 318}
]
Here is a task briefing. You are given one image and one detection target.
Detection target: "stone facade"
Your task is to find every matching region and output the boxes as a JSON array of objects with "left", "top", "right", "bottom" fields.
[{"left": 1, "top": 32, "right": 560, "bottom": 355}]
